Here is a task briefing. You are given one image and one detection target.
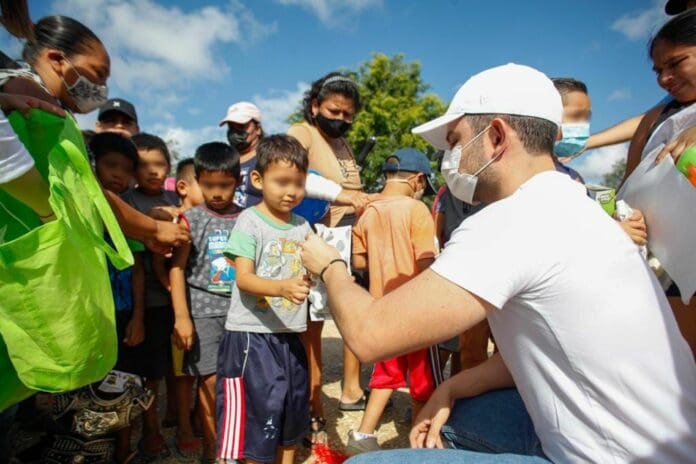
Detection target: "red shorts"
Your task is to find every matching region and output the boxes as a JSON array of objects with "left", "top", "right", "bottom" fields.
[{"left": 369, "top": 349, "right": 435, "bottom": 402}]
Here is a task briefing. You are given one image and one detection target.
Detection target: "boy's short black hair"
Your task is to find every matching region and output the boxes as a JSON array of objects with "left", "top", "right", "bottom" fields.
[
  {"left": 176, "top": 158, "right": 195, "bottom": 181},
  {"left": 194, "top": 142, "right": 241, "bottom": 178},
  {"left": 131, "top": 132, "right": 171, "bottom": 166},
  {"left": 255, "top": 134, "right": 308, "bottom": 175},
  {"left": 551, "top": 78, "right": 588, "bottom": 97},
  {"left": 88, "top": 132, "right": 138, "bottom": 168}
]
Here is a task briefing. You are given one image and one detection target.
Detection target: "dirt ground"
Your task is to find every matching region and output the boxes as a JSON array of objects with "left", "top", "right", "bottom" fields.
[{"left": 13, "top": 321, "right": 417, "bottom": 463}]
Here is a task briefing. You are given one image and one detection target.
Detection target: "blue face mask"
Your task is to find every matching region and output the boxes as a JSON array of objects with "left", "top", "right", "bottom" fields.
[{"left": 554, "top": 122, "right": 590, "bottom": 157}]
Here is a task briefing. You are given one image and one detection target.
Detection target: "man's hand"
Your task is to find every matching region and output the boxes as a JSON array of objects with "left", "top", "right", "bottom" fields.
[
  {"left": 124, "top": 316, "right": 145, "bottom": 347},
  {"left": 0, "top": 92, "right": 65, "bottom": 117},
  {"left": 409, "top": 383, "right": 453, "bottom": 449},
  {"left": 280, "top": 275, "right": 311, "bottom": 305},
  {"left": 656, "top": 125, "right": 696, "bottom": 164},
  {"left": 172, "top": 316, "right": 195, "bottom": 351},
  {"left": 617, "top": 209, "right": 647, "bottom": 246},
  {"left": 301, "top": 233, "right": 342, "bottom": 275},
  {"left": 145, "top": 220, "right": 190, "bottom": 255}
]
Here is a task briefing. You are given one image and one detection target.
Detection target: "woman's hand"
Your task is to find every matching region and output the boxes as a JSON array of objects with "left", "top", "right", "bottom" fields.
[
  {"left": 656, "top": 125, "right": 696, "bottom": 164},
  {"left": 0, "top": 92, "right": 65, "bottom": 118},
  {"left": 144, "top": 220, "right": 191, "bottom": 255},
  {"left": 300, "top": 233, "right": 342, "bottom": 275},
  {"left": 409, "top": 383, "right": 454, "bottom": 449}
]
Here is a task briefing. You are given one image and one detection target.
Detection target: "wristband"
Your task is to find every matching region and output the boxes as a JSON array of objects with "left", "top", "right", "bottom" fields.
[{"left": 319, "top": 258, "right": 348, "bottom": 283}]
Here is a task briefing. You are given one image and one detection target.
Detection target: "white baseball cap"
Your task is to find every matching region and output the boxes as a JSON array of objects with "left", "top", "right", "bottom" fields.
[
  {"left": 219, "top": 101, "right": 262, "bottom": 126},
  {"left": 412, "top": 63, "right": 563, "bottom": 150}
]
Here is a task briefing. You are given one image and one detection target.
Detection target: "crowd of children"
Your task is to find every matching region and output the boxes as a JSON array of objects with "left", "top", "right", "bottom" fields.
[{"left": 66, "top": 64, "right": 612, "bottom": 464}]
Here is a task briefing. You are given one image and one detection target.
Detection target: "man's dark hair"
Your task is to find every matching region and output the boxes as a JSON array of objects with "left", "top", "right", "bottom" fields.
[
  {"left": 131, "top": 132, "right": 171, "bottom": 167},
  {"left": 88, "top": 132, "right": 138, "bottom": 167},
  {"left": 23, "top": 15, "right": 101, "bottom": 65},
  {"left": 465, "top": 114, "right": 558, "bottom": 155},
  {"left": 301, "top": 71, "right": 362, "bottom": 124},
  {"left": 193, "top": 142, "right": 240, "bottom": 178},
  {"left": 175, "top": 158, "right": 195, "bottom": 181},
  {"left": 256, "top": 134, "right": 308, "bottom": 175},
  {"left": 551, "top": 78, "right": 588, "bottom": 98},
  {"left": 650, "top": 8, "right": 696, "bottom": 56}
]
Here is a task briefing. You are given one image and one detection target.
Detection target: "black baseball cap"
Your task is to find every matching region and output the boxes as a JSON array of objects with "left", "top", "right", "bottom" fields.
[
  {"left": 98, "top": 98, "right": 138, "bottom": 123},
  {"left": 666, "top": 0, "right": 688, "bottom": 15}
]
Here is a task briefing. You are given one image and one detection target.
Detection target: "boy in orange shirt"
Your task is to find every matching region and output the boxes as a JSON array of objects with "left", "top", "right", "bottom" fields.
[{"left": 346, "top": 148, "right": 439, "bottom": 455}]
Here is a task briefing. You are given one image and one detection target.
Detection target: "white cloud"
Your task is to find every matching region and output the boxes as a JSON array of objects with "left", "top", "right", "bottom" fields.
[
  {"left": 151, "top": 124, "right": 226, "bottom": 161},
  {"left": 608, "top": 88, "right": 632, "bottom": 102},
  {"left": 611, "top": 0, "right": 668, "bottom": 41},
  {"left": 276, "top": 0, "right": 382, "bottom": 26},
  {"left": 571, "top": 142, "right": 629, "bottom": 184},
  {"left": 252, "top": 82, "right": 310, "bottom": 133},
  {"left": 52, "top": 0, "right": 275, "bottom": 93}
]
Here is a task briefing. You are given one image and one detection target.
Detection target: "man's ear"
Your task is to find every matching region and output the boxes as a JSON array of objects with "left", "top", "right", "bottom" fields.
[
  {"left": 489, "top": 117, "right": 510, "bottom": 154},
  {"left": 250, "top": 170, "right": 263, "bottom": 190}
]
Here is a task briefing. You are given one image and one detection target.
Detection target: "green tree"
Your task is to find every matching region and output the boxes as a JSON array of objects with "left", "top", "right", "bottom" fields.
[
  {"left": 288, "top": 53, "right": 447, "bottom": 192},
  {"left": 602, "top": 158, "right": 626, "bottom": 190}
]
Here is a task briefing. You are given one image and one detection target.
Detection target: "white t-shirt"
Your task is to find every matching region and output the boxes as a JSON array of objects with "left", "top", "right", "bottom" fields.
[
  {"left": 431, "top": 171, "right": 696, "bottom": 463},
  {"left": 0, "top": 115, "right": 34, "bottom": 184}
]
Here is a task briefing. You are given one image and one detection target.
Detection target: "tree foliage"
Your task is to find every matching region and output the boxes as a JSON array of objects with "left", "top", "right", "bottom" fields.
[
  {"left": 288, "top": 53, "right": 447, "bottom": 191},
  {"left": 602, "top": 158, "right": 627, "bottom": 190}
]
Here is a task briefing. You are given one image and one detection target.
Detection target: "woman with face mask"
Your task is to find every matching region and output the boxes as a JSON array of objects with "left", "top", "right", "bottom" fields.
[
  {"left": 1, "top": 15, "right": 109, "bottom": 114},
  {"left": 0, "top": 13, "right": 189, "bottom": 253},
  {"left": 287, "top": 72, "right": 367, "bottom": 447},
  {"left": 619, "top": 9, "right": 696, "bottom": 359}
]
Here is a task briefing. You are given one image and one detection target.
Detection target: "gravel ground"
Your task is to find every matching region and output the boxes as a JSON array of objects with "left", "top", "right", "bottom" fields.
[{"left": 13, "top": 321, "right": 416, "bottom": 463}]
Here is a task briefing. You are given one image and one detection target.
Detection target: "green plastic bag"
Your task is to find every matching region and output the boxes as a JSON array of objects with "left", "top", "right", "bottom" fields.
[{"left": 0, "top": 109, "right": 133, "bottom": 412}]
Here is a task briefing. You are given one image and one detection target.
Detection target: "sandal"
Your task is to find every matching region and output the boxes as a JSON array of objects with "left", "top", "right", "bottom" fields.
[
  {"left": 172, "top": 437, "right": 202, "bottom": 462},
  {"left": 133, "top": 436, "right": 171, "bottom": 463},
  {"left": 338, "top": 393, "right": 368, "bottom": 411},
  {"left": 303, "top": 416, "right": 328, "bottom": 448}
]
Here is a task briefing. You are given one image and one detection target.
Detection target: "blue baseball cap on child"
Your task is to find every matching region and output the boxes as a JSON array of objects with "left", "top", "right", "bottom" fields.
[{"left": 382, "top": 148, "right": 437, "bottom": 195}]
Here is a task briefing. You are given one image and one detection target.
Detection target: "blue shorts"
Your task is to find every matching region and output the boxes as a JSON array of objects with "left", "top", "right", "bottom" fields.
[{"left": 216, "top": 331, "right": 309, "bottom": 463}]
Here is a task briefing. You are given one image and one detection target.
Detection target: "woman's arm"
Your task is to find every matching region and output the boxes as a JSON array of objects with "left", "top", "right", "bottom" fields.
[{"left": 103, "top": 190, "right": 190, "bottom": 254}]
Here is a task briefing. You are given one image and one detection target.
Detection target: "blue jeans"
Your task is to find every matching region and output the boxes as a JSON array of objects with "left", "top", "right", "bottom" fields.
[{"left": 346, "top": 388, "right": 550, "bottom": 464}]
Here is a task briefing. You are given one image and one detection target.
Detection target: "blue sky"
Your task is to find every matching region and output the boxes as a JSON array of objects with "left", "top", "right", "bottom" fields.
[{"left": 1, "top": 0, "right": 673, "bottom": 182}]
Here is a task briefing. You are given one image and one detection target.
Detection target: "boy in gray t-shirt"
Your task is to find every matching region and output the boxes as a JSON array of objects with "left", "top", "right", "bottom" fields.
[{"left": 217, "top": 135, "right": 312, "bottom": 463}]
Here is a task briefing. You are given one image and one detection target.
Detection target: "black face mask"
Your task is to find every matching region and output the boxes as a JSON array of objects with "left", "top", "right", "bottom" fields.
[
  {"left": 227, "top": 127, "right": 251, "bottom": 151},
  {"left": 315, "top": 113, "right": 352, "bottom": 139}
]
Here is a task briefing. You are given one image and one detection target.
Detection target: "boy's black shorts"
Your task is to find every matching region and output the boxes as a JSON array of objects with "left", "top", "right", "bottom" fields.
[
  {"left": 114, "top": 305, "right": 173, "bottom": 381},
  {"left": 216, "top": 330, "right": 309, "bottom": 463}
]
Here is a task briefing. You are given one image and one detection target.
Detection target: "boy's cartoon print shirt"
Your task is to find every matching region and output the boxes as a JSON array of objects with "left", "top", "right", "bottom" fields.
[
  {"left": 183, "top": 205, "right": 240, "bottom": 318},
  {"left": 224, "top": 207, "right": 311, "bottom": 333}
]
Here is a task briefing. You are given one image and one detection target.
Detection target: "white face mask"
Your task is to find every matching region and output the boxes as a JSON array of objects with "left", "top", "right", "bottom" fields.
[
  {"left": 441, "top": 126, "right": 501, "bottom": 205},
  {"left": 384, "top": 175, "right": 425, "bottom": 200},
  {"left": 61, "top": 58, "right": 108, "bottom": 113}
]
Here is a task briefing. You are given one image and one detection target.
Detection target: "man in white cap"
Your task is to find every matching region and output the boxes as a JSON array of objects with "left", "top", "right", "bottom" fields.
[{"left": 301, "top": 63, "right": 696, "bottom": 463}]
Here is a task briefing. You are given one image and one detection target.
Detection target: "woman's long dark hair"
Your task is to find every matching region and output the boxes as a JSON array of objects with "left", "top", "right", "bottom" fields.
[
  {"left": 650, "top": 9, "right": 696, "bottom": 56},
  {"left": 301, "top": 71, "right": 362, "bottom": 124},
  {"left": 22, "top": 15, "right": 101, "bottom": 65}
]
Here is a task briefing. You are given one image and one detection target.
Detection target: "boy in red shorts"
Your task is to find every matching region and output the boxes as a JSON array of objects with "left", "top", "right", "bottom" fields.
[{"left": 346, "top": 148, "right": 438, "bottom": 455}]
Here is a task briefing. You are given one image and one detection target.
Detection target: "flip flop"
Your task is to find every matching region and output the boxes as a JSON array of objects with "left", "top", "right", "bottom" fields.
[
  {"left": 303, "top": 416, "right": 328, "bottom": 448},
  {"left": 338, "top": 393, "right": 368, "bottom": 411},
  {"left": 171, "top": 437, "right": 202, "bottom": 462}
]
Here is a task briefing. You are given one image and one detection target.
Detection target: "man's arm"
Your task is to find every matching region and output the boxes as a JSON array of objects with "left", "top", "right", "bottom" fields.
[
  {"left": 303, "top": 234, "right": 490, "bottom": 363},
  {"left": 410, "top": 352, "right": 513, "bottom": 448}
]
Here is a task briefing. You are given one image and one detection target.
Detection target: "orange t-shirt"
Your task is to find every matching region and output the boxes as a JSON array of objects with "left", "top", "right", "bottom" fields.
[{"left": 352, "top": 196, "right": 437, "bottom": 297}]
